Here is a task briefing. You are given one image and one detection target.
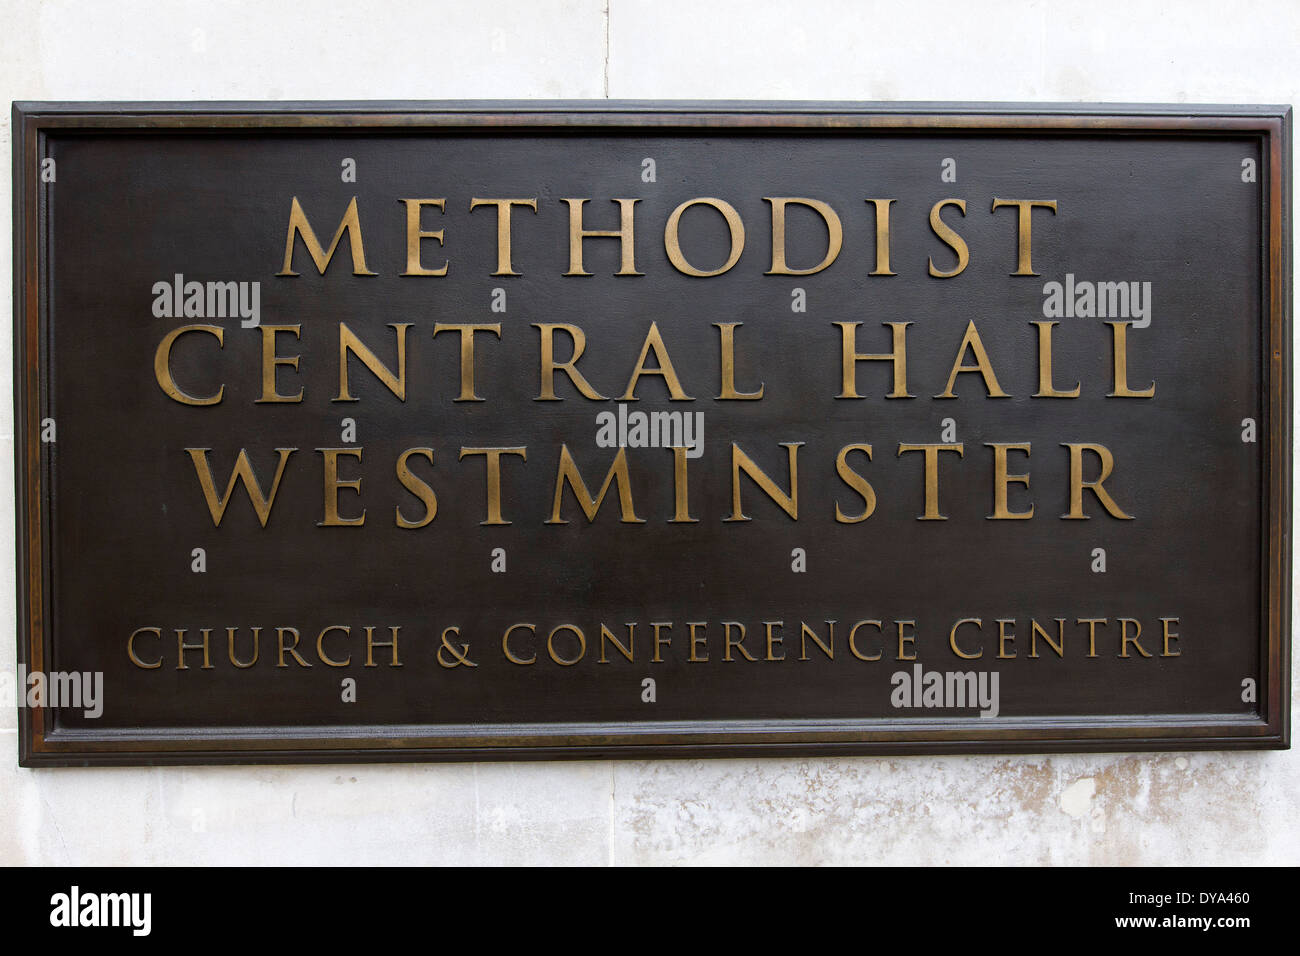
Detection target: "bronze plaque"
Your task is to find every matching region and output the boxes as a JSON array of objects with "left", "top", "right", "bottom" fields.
[{"left": 12, "top": 103, "right": 1291, "bottom": 764}]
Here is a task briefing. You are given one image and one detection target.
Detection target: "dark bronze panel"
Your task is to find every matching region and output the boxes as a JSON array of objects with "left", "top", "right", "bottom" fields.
[{"left": 11, "top": 103, "right": 1291, "bottom": 764}]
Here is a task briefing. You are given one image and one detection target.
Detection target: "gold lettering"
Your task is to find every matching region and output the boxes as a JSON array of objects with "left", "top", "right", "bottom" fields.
[
  {"left": 1029, "top": 619, "right": 1065, "bottom": 658},
  {"left": 764, "top": 621, "right": 785, "bottom": 661},
  {"left": 548, "top": 624, "right": 586, "bottom": 666},
  {"left": 227, "top": 627, "right": 261, "bottom": 668},
  {"left": 185, "top": 447, "right": 295, "bottom": 528},
  {"left": 337, "top": 323, "right": 410, "bottom": 402},
  {"left": 622, "top": 322, "right": 693, "bottom": 400},
  {"left": 799, "top": 621, "right": 835, "bottom": 661},
  {"left": 1107, "top": 321, "right": 1156, "bottom": 397},
  {"left": 127, "top": 626, "right": 162, "bottom": 669},
  {"left": 937, "top": 321, "right": 1008, "bottom": 398},
  {"left": 835, "top": 444, "right": 876, "bottom": 523},
  {"left": 534, "top": 323, "right": 607, "bottom": 401},
  {"left": 897, "top": 620, "right": 917, "bottom": 661},
  {"left": 432, "top": 323, "right": 501, "bottom": 402},
  {"left": 669, "top": 446, "right": 697, "bottom": 524},
  {"left": 848, "top": 620, "right": 884, "bottom": 661},
  {"left": 997, "top": 619, "right": 1016, "bottom": 659},
  {"left": 176, "top": 628, "right": 213, "bottom": 670},
  {"left": 317, "top": 625, "right": 351, "bottom": 667},
  {"left": 950, "top": 618, "right": 983, "bottom": 660},
  {"left": 277, "top": 627, "right": 310, "bottom": 668},
  {"left": 723, "top": 622, "right": 756, "bottom": 662},
  {"left": 765, "top": 198, "right": 843, "bottom": 275},
  {"left": 665, "top": 198, "right": 744, "bottom": 276},
  {"left": 1077, "top": 618, "right": 1106, "bottom": 658},
  {"left": 459, "top": 447, "right": 527, "bottom": 525},
  {"left": 988, "top": 442, "right": 1033, "bottom": 520},
  {"left": 865, "top": 199, "right": 896, "bottom": 276},
  {"left": 1118, "top": 618, "right": 1152, "bottom": 658},
  {"left": 599, "top": 624, "right": 635, "bottom": 663},
  {"left": 503, "top": 624, "right": 537, "bottom": 665},
  {"left": 469, "top": 198, "right": 537, "bottom": 276},
  {"left": 548, "top": 445, "right": 643, "bottom": 524},
  {"left": 991, "top": 198, "right": 1057, "bottom": 276},
  {"left": 836, "top": 322, "right": 912, "bottom": 399},
  {"left": 564, "top": 198, "right": 642, "bottom": 276},
  {"left": 897, "top": 443, "right": 964, "bottom": 520},
  {"left": 715, "top": 323, "right": 764, "bottom": 399},
  {"left": 395, "top": 448, "right": 437, "bottom": 529},
  {"left": 1031, "top": 321, "right": 1080, "bottom": 398},
  {"left": 318, "top": 447, "right": 365, "bottom": 527},
  {"left": 279, "top": 196, "right": 375, "bottom": 276},
  {"left": 1161, "top": 618, "right": 1181, "bottom": 657},
  {"left": 154, "top": 325, "right": 224, "bottom": 405},
  {"left": 365, "top": 626, "right": 401, "bottom": 667},
  {"left": 928, "top": 198, "right": 968, "bottom": 277},
  {"left": 257, "top": 325, "right": 303, "bottom": 403},
  {"left": 726, "top": 442, "right": 802, "bottom": 521},
  {"left": 688, "top": 622, "right": 709, "bottom": 662},
  {"left": 399, "top": 198, "right": 448, "bottom": 276},
  {"left": 1062, "top": 443, "right": 1132, "bottom": 520},
  {"left": 651, "top": 622, "right": 672, "bottom": 663}
]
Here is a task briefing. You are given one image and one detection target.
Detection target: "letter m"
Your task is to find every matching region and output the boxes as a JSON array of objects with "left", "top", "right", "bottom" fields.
[
  {"left": 1097, "top": 281, "right": 1129, "bottom": 319},
  {"left": 49, "top": 671, "right": 81, "bottom": 710},
  {"left": 547, "top": 445, "right": 645, "bottom": 524},
  {"left": 278, "top": 197, "right": 377, "bottom": 276},
  {"left": 101, "top": 894, "right": 130, "bottom": 927},
  {"left": 946, "top": 671, "right": 977, "bottom": 708}
]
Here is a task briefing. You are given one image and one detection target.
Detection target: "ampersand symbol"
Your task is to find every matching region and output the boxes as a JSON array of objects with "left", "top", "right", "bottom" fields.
[{"left": 437, "top": 627, "right": 477, "bottom": 668}]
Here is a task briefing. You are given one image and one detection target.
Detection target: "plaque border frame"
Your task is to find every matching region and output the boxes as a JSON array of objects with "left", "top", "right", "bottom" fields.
[{"left": 12, "top": 101, "right": 1292, "bottom": 765}]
